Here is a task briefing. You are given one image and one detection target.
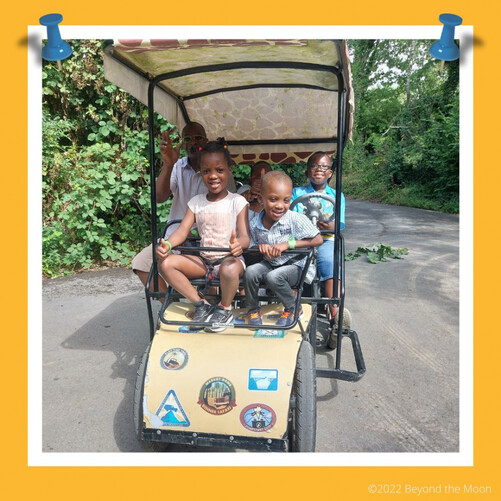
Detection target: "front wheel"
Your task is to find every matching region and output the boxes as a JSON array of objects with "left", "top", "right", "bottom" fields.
[{"left": 288, "top": 341, "right": 317, "bottom": 452}]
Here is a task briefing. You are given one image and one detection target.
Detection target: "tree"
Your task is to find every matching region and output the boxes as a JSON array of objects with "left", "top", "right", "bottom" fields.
[{"left": 344, "top": 39, "right": 459, "bottom": 212}]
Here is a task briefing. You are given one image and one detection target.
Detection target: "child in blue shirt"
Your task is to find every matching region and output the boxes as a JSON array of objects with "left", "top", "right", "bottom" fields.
[{"left": 291, "top": 151, "right": 345, "bottom": 329}]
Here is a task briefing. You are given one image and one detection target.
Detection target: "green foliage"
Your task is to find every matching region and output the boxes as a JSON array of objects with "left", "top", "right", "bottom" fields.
[
  {"left": 42, "top": 39, "right": 459, "bottom": 276},
  {"left": 346, "top": 243, "right": 409, "bottom": 263},
  {"left": 278, "top": 163, "right": 308, "bottom": 187},
  {"left": 231, "top": 162, "right": 307, "bottom": 193},
  {"left": 345, "top": 40, "right": 459, "bottom": 213},
  {"left": 43, "top": 40, "right": 172, "bottom": 276},
  {"left": 232, "top": 164, "right": 251, "bottom": 188}
]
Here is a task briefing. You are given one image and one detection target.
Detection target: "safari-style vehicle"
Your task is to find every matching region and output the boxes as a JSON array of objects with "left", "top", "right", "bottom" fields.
[{"left": 103, "top": 38, "right": 365, "bottom": 452}]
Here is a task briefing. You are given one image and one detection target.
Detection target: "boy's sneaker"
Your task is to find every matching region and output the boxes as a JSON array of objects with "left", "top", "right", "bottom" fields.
[
  {"left": 192, "top": 301, "right": 214, "bottom": 323},
  {"left": 247, "top": 308, "right": 262, "bottom": 326},
  {"left": 205, "top": 306, "right": 234, "bottom": 332},
  {"left": 275, "top": 307, "right": 301, "bottom": 327}
]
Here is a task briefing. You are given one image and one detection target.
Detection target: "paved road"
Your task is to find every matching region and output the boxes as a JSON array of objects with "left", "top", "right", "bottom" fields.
[{"left": 42, "top": 199, "right": 459, "bottom": 453}]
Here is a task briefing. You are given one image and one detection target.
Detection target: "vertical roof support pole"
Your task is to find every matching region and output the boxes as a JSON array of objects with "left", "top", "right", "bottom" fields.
[
  {"left": 148, "top": 79, "right": 160, "bottom": 292},
  {"left": 333, "top": 69, "right": 345, "bottom": 370}
]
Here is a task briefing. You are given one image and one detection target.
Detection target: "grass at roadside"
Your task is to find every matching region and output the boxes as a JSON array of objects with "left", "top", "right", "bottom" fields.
[{"left": 342, "top": 168, "right": 459, "bottom": 214}]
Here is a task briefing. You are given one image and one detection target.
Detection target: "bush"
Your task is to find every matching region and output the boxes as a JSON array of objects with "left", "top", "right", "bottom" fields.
[{"left": 42, "top": 40, "right": 172, "bottom": 276}]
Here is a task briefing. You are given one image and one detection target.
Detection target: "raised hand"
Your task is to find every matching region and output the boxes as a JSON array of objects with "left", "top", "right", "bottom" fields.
[
  {"left": 229, "top": 229, "right": 242, "bottom": 256},
  {"left": 159, "top": 130, "right": 181, "bottom": 166},
  {"left": 156, "top": 238, "right": 172, "bottom": 262}
]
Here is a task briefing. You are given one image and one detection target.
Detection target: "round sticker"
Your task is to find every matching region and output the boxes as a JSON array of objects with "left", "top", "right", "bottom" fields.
[
  {"left": 160, "top": 348, "right": 189, "bottom": 370},
  {"left": 240, "top": 403, "right": 277, "bottom": 432},
  {"left": 198, "top": 377, "right": 236, "bottom": 415}
]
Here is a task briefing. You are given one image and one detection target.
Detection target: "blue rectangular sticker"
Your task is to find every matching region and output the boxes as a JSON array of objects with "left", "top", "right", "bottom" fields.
[
  {"left": 253, "top": 329, "right": 286, "bottom": 338},
  {"left": 248, "top": 369, "right": 279, "bottom": 391}
]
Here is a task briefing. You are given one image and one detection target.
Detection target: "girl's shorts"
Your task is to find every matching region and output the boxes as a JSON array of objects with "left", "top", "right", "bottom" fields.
[{"left": 210, "top": 255, "right": 246, "bottom": 278}]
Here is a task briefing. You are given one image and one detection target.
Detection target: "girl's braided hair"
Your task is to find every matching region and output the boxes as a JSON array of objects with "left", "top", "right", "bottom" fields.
[{"left": 198, "top": 137, "right": 232, "bottom": 168}]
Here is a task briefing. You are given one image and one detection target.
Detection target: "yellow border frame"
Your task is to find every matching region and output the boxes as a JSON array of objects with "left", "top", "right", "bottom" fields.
[{"left": 6, "top": 0, "right": 496, "bottom": 498}]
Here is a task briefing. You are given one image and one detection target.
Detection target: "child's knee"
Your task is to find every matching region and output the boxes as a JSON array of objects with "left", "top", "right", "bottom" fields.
[
  {"left": 219, "top": 258, "right": 241, "bottom": 279},
  {"left": 158, "top": 258, "right": 169, "bottom": 273},
  {"left": 264, "top": 270, "right": 282, "bottom": 288},
  {"left": 160, "top": 254, "right": 178, "bottom": 273}
]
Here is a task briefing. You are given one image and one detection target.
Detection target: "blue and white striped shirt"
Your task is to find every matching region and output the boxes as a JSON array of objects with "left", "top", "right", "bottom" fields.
[{"left": 249, "top": 210, "right": 320, "bottom": 281}]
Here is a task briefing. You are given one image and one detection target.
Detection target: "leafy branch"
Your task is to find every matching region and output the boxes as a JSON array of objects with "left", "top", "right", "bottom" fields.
[{"left": 346, "top": 243, "right": 409, "bottom": 264}]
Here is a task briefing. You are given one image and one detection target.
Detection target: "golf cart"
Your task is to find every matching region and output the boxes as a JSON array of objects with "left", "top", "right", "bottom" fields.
[{"left": 103, "top": 39, "right": 365, "bottom": 452}]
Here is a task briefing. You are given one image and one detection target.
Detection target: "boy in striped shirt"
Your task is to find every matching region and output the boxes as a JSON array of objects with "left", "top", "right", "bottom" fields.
[{"left": 244, "top": 171, "right": 323, "bottom": 327}]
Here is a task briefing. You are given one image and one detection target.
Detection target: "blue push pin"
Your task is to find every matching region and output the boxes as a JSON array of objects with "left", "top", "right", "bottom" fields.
[
  {"left": 39, "top": 13, "right": 72, "bottom": 62},
  {"left": 429, "top": 13, "right": 462, "bottom": 62}
]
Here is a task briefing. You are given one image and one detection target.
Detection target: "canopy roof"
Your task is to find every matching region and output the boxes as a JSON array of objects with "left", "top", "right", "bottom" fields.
[{"left": 103, "top": 39, "right": 354, "bottom": 164}]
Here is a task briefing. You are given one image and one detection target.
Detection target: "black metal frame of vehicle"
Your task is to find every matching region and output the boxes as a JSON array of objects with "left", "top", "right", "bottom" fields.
[{"left": 104, "top": 39, "right": 366, "bottom": 452}]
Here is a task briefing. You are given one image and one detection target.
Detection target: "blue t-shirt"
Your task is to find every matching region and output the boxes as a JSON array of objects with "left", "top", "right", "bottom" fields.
[{"left": 291, "top": 183, "right": 345, "bottom": 231}]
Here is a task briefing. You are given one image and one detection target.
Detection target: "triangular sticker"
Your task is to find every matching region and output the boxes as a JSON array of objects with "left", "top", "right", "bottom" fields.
[{"left": 155, "top": 390, "right": 190, "bottom": 427}]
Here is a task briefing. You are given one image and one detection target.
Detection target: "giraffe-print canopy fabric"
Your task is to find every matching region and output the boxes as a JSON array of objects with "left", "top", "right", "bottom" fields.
[{"left": 104, "top": 39, "right": 354, "bottom": 165}]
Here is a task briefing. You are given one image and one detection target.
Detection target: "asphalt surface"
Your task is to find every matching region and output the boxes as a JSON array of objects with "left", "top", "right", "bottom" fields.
[{"left": 42, "top": 199, "right": 459, "bottom": 453}]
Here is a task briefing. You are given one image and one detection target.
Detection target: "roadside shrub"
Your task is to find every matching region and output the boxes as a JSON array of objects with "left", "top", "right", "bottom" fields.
[{"left": 42, "top": 40, "right": 175, "bottom": 276}]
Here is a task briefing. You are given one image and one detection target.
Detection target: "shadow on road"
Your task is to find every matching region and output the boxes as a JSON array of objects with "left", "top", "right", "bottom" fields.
[{"left": 59, "top": 295, "right": 236, "bottom": 452}]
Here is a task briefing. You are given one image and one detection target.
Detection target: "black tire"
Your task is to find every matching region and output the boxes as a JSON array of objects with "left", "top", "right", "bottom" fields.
[
  {"left": 308, "top": 303, "right": 318, "bottom": 347},
  {"left": 289, "top": 341, "right": 317, "bottom": 452},
  {"left": 133, "top": 344, "right": 170, "bottom": 452}
]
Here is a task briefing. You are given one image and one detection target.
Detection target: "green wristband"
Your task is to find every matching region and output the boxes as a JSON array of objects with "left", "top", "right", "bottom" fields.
[
  {"left": 288, "top": 237, "right": 296, "bottom": 250},
  {"left": 164, "top": 240, "right": 172, "bottom": 252}
]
